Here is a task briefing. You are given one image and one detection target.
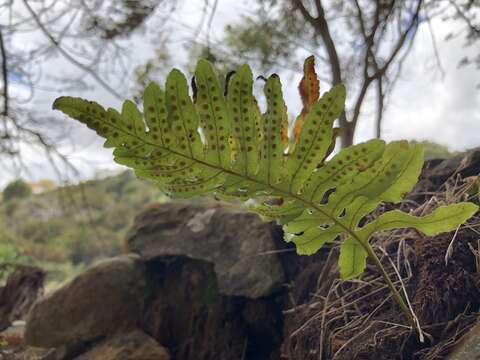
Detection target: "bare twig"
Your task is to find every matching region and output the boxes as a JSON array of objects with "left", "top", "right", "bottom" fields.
[{"left": 21, "top": 0, "right": 123, "bottom": 100}]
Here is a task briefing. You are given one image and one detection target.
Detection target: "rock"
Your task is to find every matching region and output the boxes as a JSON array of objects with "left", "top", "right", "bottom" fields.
[
  {"left": 426, "top": 148, "right": 480, "bottom": 183},
  {"left": 142, "top": 257, "right": 283, "bottom": 360},
  {"left": 427, "top": 155, "right": 463, "bottom": 182},
  {"left": 446, "top": 320, "right": 480, "bottom": 360},
  {"left": 74, "top": 330, "right": 170, "bottom": 360},
  {"left": 24, "top": 255, "right": 146, "bottom": 348},
  {"left": 458, "top": 148, "right": 480, "bottom": 178},
  {"left": 0, "top": 264, "right": 45, "bottom": 331},
  {"left": 127, "top": 200, "right": 285, "bottom": 299}
]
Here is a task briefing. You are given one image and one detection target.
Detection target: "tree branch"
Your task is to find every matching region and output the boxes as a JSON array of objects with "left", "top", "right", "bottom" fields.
[
  {"left": 375, "top": 76, "right": 384, "bottom": 139},
  {"left": 351, "top": 0, "right": 423, "bottom": 138},
  {"left": 378, "top": 0, "right": 424, "bottom": 75},
  {"left": 291, "top": 0, "right": 351, "bottom": 145},
  {"left": 0, "top": 29, "right": 8, "bottom": 119},
  {"left": 22, "top": 0, "right": 123, "bottom": 100}
]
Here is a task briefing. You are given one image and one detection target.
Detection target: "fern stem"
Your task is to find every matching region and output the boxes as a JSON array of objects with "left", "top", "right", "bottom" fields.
[{"left": 362, "top": 243, "right": 417, "bottom": 332}]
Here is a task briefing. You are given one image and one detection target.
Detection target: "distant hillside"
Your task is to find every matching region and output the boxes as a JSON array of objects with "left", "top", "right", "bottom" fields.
[
  {"left": 0, "top": 171, "right": 164, "bottom": 286},
  {"left": 411, "top": 140, "right": 461, "bottom": 160}
]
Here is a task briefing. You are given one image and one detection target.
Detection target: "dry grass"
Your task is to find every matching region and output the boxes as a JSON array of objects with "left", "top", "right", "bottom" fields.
[{"left": 282, "top": 172, "right": 480, "bottom": 360}]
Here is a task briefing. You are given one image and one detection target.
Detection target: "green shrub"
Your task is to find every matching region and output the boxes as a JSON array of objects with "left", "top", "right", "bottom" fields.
[{"left": 3, "top": 179, "right": 32, "bottom": 202}]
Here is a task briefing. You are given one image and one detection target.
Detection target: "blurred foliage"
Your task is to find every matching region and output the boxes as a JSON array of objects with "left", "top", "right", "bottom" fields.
[
  {"left": 411, "top": 140, "right": 461, "bottom": 160},
  {"left": 81, "top": 0, "right": 161, "bottom": 39},
  {"left": 223, "top": 10, "right": 302, "bottom": 74},
  {"left": 0, "top": 171, "right": 164, "bottom": 287},
  {"left": 2, "top": 180, "right": 32, "bottom": 202}
]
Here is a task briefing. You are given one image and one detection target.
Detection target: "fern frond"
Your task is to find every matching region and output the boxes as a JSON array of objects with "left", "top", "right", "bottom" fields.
[{"left": 53, "top": 58, "right": 478, "bottom": 283}]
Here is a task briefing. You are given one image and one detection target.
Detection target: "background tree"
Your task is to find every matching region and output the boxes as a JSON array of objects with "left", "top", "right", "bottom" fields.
[
  {"left": 3, "top": 179, "right": 31, "bottom": 202},
  {"left": 0, "top": 0, "right": 478, "bottom": 181},
  {"left": 175, "top": 0, "right": 479, "bottom": 147},
  {"left": 214, "top": 0, "right": 425, "bottom": 147},
  {"left": 436, "top": 0, "right": 480, "bottom": 87},
  {"left": 0, "top": 0, "right": 174, "bottom": 180}
]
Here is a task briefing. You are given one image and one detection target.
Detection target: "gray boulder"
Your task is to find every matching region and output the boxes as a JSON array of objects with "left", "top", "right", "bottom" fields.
[
  {"left": 24, "top": 255, "right": 146, "bottom": 348},
  {"left": 127, "top": 200, "right": 285, "bottom": 299}
]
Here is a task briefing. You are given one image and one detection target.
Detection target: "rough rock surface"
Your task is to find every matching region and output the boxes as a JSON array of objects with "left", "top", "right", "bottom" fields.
[
  {"left": 74, "top": 330, "right": 170, "bottom": 360},
  {"left": 24, "top": 255, "right": 146, "bottom": 348},
  {"left": 127, "top": 200, "right": 285, "bottom": 299},
  {"left": 446, "top": 320, "right": 480, "bottom": 360},
  {"left": 142, "top": 257, "right": 283, "bottom": 360},
  {"left": 424, "top": 148, "right": 480, "bottom": 182},
  {"left": 0, "top": 265, "right": 44, "bottom": 331}
]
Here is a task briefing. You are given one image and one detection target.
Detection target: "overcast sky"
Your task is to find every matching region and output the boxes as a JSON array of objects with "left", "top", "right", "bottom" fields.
[{"left": 4, "top": 0, "right": 480, "bottom": 187}]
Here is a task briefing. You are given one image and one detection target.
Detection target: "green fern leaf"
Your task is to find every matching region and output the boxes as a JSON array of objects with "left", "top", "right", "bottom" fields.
[
  {"left": 339, "top": 202, "right": 478, "bottom": 279},
  {"left": 53, "top": 58, "right": 478, "bottom": 284}
]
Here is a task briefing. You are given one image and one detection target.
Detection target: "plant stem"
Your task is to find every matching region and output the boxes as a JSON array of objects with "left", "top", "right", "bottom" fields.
[{"left": 364, "top": 243, "right": 417, "bottom": 331}]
